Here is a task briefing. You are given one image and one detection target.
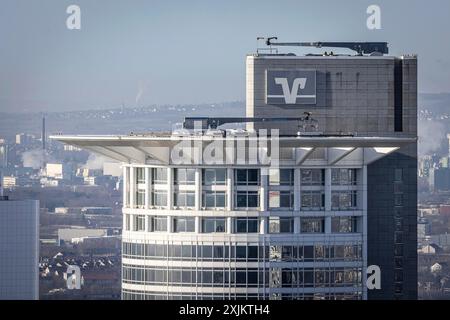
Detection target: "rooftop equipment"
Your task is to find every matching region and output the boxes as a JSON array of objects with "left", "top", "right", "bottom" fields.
[
  {"left": 182, "top": 112, "right": 319, "bottom": 133},
  {"left": 259, "top": 37, "right": 389, "bottom": 55}
]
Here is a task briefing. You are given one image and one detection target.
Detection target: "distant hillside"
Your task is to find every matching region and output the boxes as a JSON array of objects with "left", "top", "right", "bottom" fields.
[
  {"left": 419, "top": 93, "right": 450, "bottom": 113},
  {"left": 0, "top": 101, "right": 245, "bottom": 141}
]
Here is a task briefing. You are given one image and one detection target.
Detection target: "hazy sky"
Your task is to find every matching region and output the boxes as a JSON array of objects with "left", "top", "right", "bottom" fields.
[{"left": 1, "top": 0, "right": 449, "bottom": 113}]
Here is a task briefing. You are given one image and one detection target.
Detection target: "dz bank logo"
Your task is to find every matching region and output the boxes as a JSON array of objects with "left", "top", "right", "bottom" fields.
[
  {"left": 64, "top": 265, "right": 83, "bottom": 290},
  {"left": 266, "top": 70, "right": 317, "bottom": 105}
]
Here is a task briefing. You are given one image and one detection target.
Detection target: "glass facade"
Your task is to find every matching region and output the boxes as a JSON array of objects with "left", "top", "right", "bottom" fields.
[{"left": 122, "top": 165, "right": 365, "bottom": 300}]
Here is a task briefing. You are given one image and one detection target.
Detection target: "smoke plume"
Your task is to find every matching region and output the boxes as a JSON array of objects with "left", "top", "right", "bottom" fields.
[
  {"left": 418, "top": 119, "right": 447, "bottom": 156},
  {"left": 22, "top": 149, "right": 45, "bottom": 169}
]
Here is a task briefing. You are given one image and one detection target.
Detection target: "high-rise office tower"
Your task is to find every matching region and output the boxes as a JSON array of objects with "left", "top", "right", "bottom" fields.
[
  {"left": 0, "top": 193, "right": 40, "bottom": 300},
  {"left": 52, "top": 41, "right": 417, "bottom": 300}
]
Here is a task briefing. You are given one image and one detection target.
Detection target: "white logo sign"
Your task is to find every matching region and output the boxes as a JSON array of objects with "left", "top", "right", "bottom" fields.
[
  {"left": 266, "top": 70, "right": 316, "bottom": 105},
  {"left": 274, "top": 78, "right": 308, "bottom": 104}
]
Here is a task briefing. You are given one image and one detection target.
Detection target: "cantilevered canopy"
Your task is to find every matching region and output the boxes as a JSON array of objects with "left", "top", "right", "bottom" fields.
[{"left": 50, "top": 134, "right": 416, "bottom": 166}]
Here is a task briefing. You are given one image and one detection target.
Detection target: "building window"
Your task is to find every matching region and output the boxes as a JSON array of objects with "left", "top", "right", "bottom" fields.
[
  {"left": 301, "top": 191, "right": 325, "bottom": 210},
  {"left": 331, "top": 216, "right": 358, "bottom": 233},
  {"left": 268, "top": 217, "right": 294, "bottom": 233},
  {"left": 150, "top": 216, "right": 167, "bottom": 232},
  {"left": 235, "top": 191, "right": 259, "bottom": 209},
  {"left": 174, "top": 168, "right": 196, "bottom": 185},
  {"left": 203, "top": 168, "right": 226, "bottom": 185},
  {"left": 269, "top": 169, "right": 294, "bottom": 186},
  {"left": 235, "top": 169, "right": 259, "bottom": 186},
  {"left": 394, "top": 168, "right": 403, "bottom": 182},
  {"left": 202, "top": 218, "right": 226, "bottom": 233},
  {"left": 152, "top": 190, "right": 167, "bottom": 207},
  {"left": 234, "top": 217, "right": 259, "bottom": 233},
  {"left": 132, "top": 215, "right": 146, "bottom": 232},
  {"left": 152, "top": 168, "right": 167, "bottom": 184},
  {"left": 174, "top": 191, "right": 195, "bottom": 208},
  {"left": 300, "top": 169, "right": 324, "bottom": 186},
  {"left": 269, "top": 191, "right": 293, "bottom": 209},
  {"left": 125, "top": 214, "right": 131, "bottom": 231},
  {"left": 395, "top": 231, "right": 403, "bottom": 244},
  {"left": 136, "top": 167, "right": 146, "bottom": 184},
  {"left": 301, "top": 217, "right": 325, "bottom": 233},
  {"left": 331, "top": 191, "right": 357, "bottom": 210},
  {"left": 173, "top": 217, "right": 195, "bottom": 232},
  {"left": 202, "top": 191, "right": 226, "bottom": 209},
  {"left": 136, "top": 189, "right": 145, "bottom": 208},
  {"left": 331, "top": 168, "right": 357, "bottom": 185},
  {"left": 394, "top": 194, "right": 403, "bottom": 206}
]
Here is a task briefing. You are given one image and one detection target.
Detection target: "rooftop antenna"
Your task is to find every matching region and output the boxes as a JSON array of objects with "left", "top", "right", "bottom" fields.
[{"left": 256, "top": 36, "right": 278, "bottom": 54}]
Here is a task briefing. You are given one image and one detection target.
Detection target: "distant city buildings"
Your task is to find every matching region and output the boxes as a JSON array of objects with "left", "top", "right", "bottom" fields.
[
  {"left": 15, "top": 133, "right": 36, "bottom": 146},
  {"left": 429, "top": 167, "right": 450, "bottom": 192}
]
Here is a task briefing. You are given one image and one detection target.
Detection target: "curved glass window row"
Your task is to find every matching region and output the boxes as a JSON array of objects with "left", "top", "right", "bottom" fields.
[
  {"left": 122, "top": 243, "right": 362, "bottom": 262},
  {"left": 125, "top": 215, "right": 362, "bottom": 234},
  {"left": 122, "top": 289, "right": 362, "bottom": 300},
  {"left": 122, "top": 265, "right": 362, "bottom": 288}
]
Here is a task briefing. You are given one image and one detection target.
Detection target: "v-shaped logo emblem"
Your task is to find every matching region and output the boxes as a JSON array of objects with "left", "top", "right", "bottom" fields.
[{"left": 274, "top": 78, "right": 307, "bottom": 104}]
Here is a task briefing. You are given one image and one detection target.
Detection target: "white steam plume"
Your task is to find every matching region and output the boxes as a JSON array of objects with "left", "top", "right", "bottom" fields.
[{"left": 418, "top": 119, "right": 447, "bottom": 156}]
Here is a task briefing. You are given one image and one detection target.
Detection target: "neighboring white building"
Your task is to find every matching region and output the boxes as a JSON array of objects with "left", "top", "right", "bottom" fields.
[
  {"left": 46, "top": 163, "right": 72, "bottom": 180},
  {"left": 2, "top": 176, "right": 17, "bottom": 188},
  {"left": 58, "top": 227, "right": 108, "bottom": 245},
  {"left": 0, "top": 198, "right": 39, "bottom": 300}
]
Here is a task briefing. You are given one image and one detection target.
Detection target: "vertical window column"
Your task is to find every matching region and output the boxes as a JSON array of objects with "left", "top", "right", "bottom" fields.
[
  {"left": 167, "top": 168, "right": 173, "bottom": 210},
  {"left": 260, "top": 172, "right": 268, "bottom": 211},
  {"left": 226, "top": 217, "right": 232, "bottom": 234},
  {"left": 167, "top": 216, "right": 172, "bottom": 233},
  {"left": 129, "top": 214, "right": 134, "bottom": 231},
  {"left": 294, "top": 217, "right": 300, "bottom": 234},
  {"left": 260, "top": 217, "right": 266, "bottom": 234},
  {"left": 325, "top": 168, "right": 332, "bottom": 234},
  {"left": 123, "top": 166, "right": 128, "bottom": 207},
  {"left": 227, "top": 168, "right": 233, "bottom": 210},
  {"left": 195, "top": 168, "right": 202, "bottom": 211},
  {"left": 130, "top": 167, "right": 136, "bottom": 208},
  {"left": 294, "top": 169, "right": 300, "bottom": 211},
  {"left": 362, "top": 165, "right": 368, "bottom": 300},
  {"left": 145, "top": 167, "right": 151, "bottom": 209},
  {"left": 195, "top": 216, "right": 200, "bottom": 233}
]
